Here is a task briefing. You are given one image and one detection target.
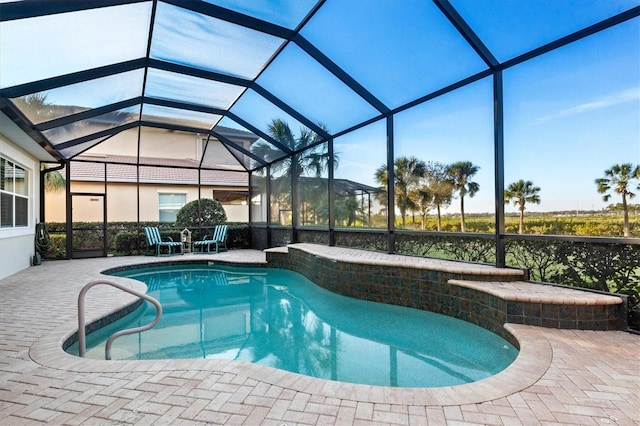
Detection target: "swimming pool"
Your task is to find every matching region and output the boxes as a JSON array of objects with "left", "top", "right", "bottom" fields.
[{"left": 72, "top": 263, "right": 518, "bottom": 388}]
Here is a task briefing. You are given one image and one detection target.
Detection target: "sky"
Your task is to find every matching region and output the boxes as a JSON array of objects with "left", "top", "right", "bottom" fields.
[{"left": 1, "top": 0, "right": 638, "bottom": 215}]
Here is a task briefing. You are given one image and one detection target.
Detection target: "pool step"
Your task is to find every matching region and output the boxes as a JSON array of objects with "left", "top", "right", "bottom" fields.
[
  {"left": 265, "top": 244, "right": 626, "bottom": 333},
  {"left": 447, "top": 279, "right": 624, "bottom": 330}
]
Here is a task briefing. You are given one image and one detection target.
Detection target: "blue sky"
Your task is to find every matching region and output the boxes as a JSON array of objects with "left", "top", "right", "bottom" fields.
[
  {"left": 1, "top": 0, "right": 638, "bottom": 215},
  {"left": 318, "top": 1, "right": 640, "bottom": 214}
]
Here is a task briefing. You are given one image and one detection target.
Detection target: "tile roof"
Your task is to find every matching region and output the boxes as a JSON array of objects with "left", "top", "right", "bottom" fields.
[{"left": 69, "top": 155, "right": 248, "bottom": 186}]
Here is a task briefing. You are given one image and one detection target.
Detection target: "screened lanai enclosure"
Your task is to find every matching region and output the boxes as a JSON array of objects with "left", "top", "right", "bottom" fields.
[{"left": 1, "top": 1, "right": 639, "bottom": 323}]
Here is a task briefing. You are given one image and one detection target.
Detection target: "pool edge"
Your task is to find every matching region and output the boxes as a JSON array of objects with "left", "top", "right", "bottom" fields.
[{"left": 28, "top": 256, "right": 551, "bottom": 406}]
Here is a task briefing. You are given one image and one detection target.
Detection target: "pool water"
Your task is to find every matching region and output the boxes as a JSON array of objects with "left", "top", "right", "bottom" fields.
[{"left": 73, "top": 264, "right": 518, "bottom": 388}]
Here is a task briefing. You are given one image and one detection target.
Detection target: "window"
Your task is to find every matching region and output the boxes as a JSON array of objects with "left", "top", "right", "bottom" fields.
[
  {"left": 158, "top": 193, "right": 186, "bottom": 222},
  {"left": 0, "top": 157, "right": 29, "bottom": 228}
]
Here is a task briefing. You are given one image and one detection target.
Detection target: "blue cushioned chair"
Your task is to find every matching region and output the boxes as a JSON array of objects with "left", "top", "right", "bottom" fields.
[
  {"left": 192, "top": 224, "right": 228, "bottom": 253},
  {"left": 143, "top": 226, "right": 183, "bottom": 256}
]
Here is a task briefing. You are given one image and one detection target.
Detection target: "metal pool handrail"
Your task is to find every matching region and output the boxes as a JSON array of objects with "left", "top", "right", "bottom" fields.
[{"left": 77, "top": 279, "right": 162, "bottom": 360}]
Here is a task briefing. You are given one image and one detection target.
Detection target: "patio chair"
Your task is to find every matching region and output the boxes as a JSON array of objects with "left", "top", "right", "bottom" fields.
[
  {"left": 192, "top": 224, "right": 228, "bottom": 253},
  {"left": 143, "top": 226, "right": 183, "bottom": 256}
]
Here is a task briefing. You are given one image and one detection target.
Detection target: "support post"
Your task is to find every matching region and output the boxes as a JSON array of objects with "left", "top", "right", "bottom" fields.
[
  {"left": 65, "top": 163, "right": 72, "bottom": 259},
  {"left": 494, "top": 70, "right": 506, "bottom": 267},
  {"left": 328, "top": 138, "right": 335, "bottom": 246},
  {"left": 386, "top": 116, "right": 396, "bottom": 253},
  {"left": 266, "top": 166, "right": 272, "bottom": 248}
]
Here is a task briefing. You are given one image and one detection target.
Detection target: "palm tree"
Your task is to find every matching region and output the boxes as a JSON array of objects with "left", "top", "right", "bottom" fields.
[
  {"left": 373, "top": 164, "right": 389, "bottom": 217},
  {"left": 394, "top": 156, "right": 426, "bottom": 228},
  {"left": 374, "top": 156, "right": 426, "bottom": 227},
  {"left": 447, "top": 161, "right": 480, "bottom": 232},
  {"left": 251, "top": 119, "right": 334, "bottom": 226},
  {"left": 595, "top": 163, "right": 640, "bottom": 237},
  {"left": 40, "top": 163, "right": 66, "bottom": 193},
  {"left": 504, "top": 179, "right": 541, "bottom": 234},
  {"left": 13, "top": 93, "right": 53, "bottom": 120}
]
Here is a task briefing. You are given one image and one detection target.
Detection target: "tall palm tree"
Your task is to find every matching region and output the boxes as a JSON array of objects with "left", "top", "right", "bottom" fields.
[
  {"left": 251, "top": 119, "right": 328, "bottom": 171},
  {"left": 373, "top": 164, "right": 389, "bottom": 217},
  {"left": 374, "top": 156, "right": 426, "bottom": 227},
  {"left": 447, "top": 161, "right": 480, "bottom": 232},
  {"left": 251, "top": 119, "right": 334, "bottom": 226},
  {"left": 394, "top": 156, "right": 426, "bottom": 228},
  {"left": 504, "top": 179, "right": 541, "bottom": 234},
  {"left": 595, "top": 163, "right": 640, "bottom": 237}
]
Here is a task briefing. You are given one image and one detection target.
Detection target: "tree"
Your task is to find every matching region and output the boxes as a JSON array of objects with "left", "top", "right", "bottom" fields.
[
  {"left": 447, "top": 161, "right": 480, "bottom": 232},
  {"left": 595, "top": 163, "right": 640, "bottom": 237},
  {"left": 394, "top": 156, "right": 426, "bottom": 227},
  {"left": 504, "top": 179, "right": 541, "bottom": 234},
  {"left": 374, "top": 156, "right": 426, "bottom": 228},
  {"left": 410, "top": 186, "right": 433, "bottom": 230},
  {"left": 13, "top": 93, "right": 53, "bottom": 119},
  {"left": 176, "top": 199, "right": 227, "bottom": 228},
  {"left": 42, "top": 165, "right": 65, "bottom": 193},
  {"left": 334, "top": 195, "right": 360, "bottom": 227},
  {"left": 424, "top": 162, "right": 454, "bottom": 232},
  {"left": 251, "top": 119, "right": 334, "bottom": 226},
  {"left": 373, "top": 164, "right": 389, "bottom": 217}
]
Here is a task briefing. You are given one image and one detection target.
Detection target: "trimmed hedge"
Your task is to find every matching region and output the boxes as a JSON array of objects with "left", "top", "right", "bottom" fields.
[{"left": 44, "top": 222, "right": 251, "bottom": 257}]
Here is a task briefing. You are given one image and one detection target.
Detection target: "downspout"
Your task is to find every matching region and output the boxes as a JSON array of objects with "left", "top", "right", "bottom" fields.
[{"left": 39, "top": 160, "right": 65, "bottom": 222}]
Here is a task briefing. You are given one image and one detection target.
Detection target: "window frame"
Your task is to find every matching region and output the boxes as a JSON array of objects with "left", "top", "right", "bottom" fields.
[
  {"left": 157, "top": 191, "right": 187, "bottom": 222},
  {"left": 0, "top": 156, "right": 30, "bottom": 229}
]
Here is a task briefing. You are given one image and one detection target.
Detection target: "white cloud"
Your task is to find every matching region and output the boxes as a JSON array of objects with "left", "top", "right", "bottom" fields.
[{"left": 535, "top": 87, "right": 640, "bottom": 124}]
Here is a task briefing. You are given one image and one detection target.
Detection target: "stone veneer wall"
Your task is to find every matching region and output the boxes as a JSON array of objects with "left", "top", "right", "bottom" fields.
[
  {"left": 266, "top": 247, "right": 623, "bottom": 342},
  {"left": 266, "top": 247, "right": 519, "bottom": 345},
  {"left": 504, "top": 293, "right": 623, "bottom": 330}
]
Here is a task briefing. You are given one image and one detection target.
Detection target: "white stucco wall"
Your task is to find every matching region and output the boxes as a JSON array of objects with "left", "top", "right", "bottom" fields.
[
  {"left": 223, "top": 204, "right": 248, "bottom": 223},
  {"left": 0, "top": 234, "right": 34, "bottom": 279},
  {"left": 45, "top": 182, "right": 249, "bottom": 223},
  {"left": 0, "top": 135, "right": 40, "bottom": 280}
]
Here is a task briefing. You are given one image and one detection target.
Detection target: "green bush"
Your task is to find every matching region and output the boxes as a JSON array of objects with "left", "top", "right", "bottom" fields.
[
  {"left": 113, "top": 231, "right": 145, "bottom": 255},
  {"left": 46, "top": 234, "right": 67, "bottom": 259},
  {"left": 112, "top": 229, "right": 180, "bottom": 255},
  {"left": 227, "top": 226, "right": 251, "bottom": 249},
  {"left": 176, "top": 199, "right": 227, "bottom": 228},
  {"left": 45, "top": 221, "right": 250, "bottom": 255}
]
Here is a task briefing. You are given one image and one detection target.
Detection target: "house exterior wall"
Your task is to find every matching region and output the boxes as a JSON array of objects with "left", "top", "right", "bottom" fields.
[
  {"left": 0, "top": 135, "right": 40, "bottom": 279},
  {"left": 45, "top": 181, "right": 248, "bottom": 223},
  {"left": 82, "top": 126, "right": 251, "bottom": 170}
]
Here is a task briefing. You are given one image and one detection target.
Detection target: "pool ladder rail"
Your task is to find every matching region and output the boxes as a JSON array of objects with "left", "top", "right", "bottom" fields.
[{"left": 77, "top": 279, "right": 162, "bottom": 360}]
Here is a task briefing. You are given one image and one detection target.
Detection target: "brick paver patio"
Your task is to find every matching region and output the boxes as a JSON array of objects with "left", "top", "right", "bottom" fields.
[{"left": 0, "top": 250, "right": 638, "bottom": 425}]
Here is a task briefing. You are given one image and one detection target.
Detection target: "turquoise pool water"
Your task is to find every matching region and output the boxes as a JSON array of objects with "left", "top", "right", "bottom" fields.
[{"left": 73, "top": 264, "right": 518, "bottom": 388}]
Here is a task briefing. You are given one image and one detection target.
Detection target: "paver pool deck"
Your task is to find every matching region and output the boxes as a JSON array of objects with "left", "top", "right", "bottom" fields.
[{"left": 0, "top": 247, "right": 638, "bottom": 425}]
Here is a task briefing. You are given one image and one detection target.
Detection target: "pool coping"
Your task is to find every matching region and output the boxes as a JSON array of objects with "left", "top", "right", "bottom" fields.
[
  {"left": 28, "top": 255, "right": 553, "bottom": 406},
  {"left": 266, "top": 244, "right": 526, "bottom": 277}
]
